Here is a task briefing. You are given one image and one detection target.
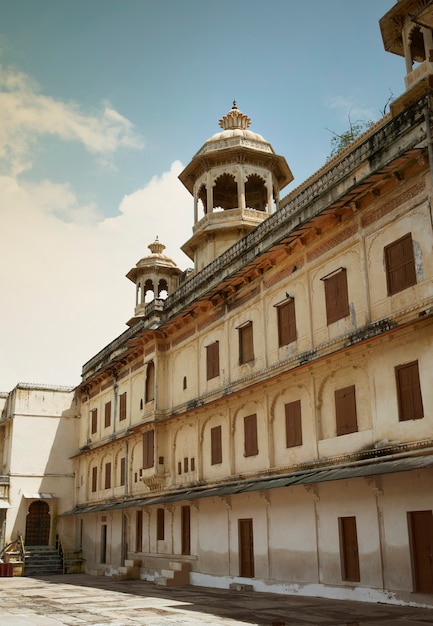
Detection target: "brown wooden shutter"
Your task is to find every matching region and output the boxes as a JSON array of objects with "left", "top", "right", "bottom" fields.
[
  {"left": 157, "top": 508, "right": 165, "bottom": 541},
  {"left": 143, "top": 430, "right": 155, "bottom": 468},
  {"left": 181, "top": 505, "right": 191, "bottom": 555},
  {"left": 335, "top": 385, "right": 358, "bottom": 436},
  {"left": 206, "top": 342, "right": 220, "bottom": 380},
  {"left": 145, "top": 361, "right": 155, "bottom": 402},
  {"left": 339, "top": 516, "right": 360, "bottom": 581},
  {"left": 136, "top": 510, "right": 143, "bottom": 552},
  {"left": 396, "top": 361, "right": 424, "bottom": 421},
  {"left": 105, "top": 462, "right": 111, "bottom": 489},
  {"left": 120, "top": 457, "right": 126, "bottom": 486},
  {"left": 119, "top": 392, "right": 127, "bottom": 421},
  {"left": 211, "top": 425, "right": 222, "bottom": 465},
  {"left": 244, "top": 414, "right": 258, "bottom": 456},
  {"left": 104, "top": 401, "right": 111, "bottom": 428},
  {"left": 91, "top": 466, "right": 97, "bottom": 492},
  {"left": 324, "top": 269, "right": 349, "bottom": 325},
  {"left": 285, "top": 400, "right": 302, "bottom": 447},
  {"left": 278, "top": 299, "right": 297, "bottom": 347},
  {"left": 238, "top": 518, "right": 255, "bottom": 577},
  {"left": 239, "top": 322, "right": 254, "bottom": 364},
  {"left": 91, "top": 408, "right": 98, "bottom": 434},
  {"left": 385, "top": 233, "right": 416, "bottom": 295}
]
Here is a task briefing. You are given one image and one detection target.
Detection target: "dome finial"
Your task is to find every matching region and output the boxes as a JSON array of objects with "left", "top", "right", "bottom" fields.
[
  {"left": 232, "top": 99, "right": 237, "bottom": 109},
  {"left": 219, "top": 102, "right": 251, "bottom": 131}
]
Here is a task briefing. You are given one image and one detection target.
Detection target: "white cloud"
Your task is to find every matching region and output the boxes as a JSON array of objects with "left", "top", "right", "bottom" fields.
[
  {"left": 0, "top": 63, "right": 143, "bottom": 176},
  {"left": 325, "top": 95, "right": 376, "bottom": 124},
  {"left": 0, "top": 63, "right": 193, "bottom": 391}
]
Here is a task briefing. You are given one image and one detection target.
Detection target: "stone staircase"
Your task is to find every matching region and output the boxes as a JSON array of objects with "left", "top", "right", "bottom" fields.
[
  {"left": 155, "top": 561, "right": 191, "bottom": 587},
  {"left": 24, "top": 545, "right": 63, "bottom": 576}
]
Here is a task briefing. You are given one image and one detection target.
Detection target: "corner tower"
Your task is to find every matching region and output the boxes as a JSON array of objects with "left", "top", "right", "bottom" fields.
[
  {"left": 126, "top": 238, "right": 182, "bottom": 326},
  {"left": 179, "top": 102, "right": 293, "bottom": 272},
  {"left": 380, "top": 0, "right": 433, "bottom": 115}
]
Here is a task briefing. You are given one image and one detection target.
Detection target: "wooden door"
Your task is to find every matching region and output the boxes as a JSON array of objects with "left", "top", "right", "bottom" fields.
[
  {"left": 339, "top": 516, "right": 360, "bottom": 581},
  {"left": 25, "top": 501, "right": 50, "bottom": 546},
  {"left": 238, "top": 518, "right": 255, "bottom": 578},
  {"left": 181, "top": 506, "right": 191, "bottom": 555},
  {"left": 409, "top": 510, "right": 433, "bottom": 593}
]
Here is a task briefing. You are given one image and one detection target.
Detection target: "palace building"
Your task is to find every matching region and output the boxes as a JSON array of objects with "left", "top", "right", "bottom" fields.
[{"left": 1, "top": 0, "right": 433, "bottom": 606}]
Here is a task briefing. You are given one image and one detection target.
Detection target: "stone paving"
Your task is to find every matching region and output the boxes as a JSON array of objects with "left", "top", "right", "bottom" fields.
[{"left": 0, "top": 575, "right": 433, "bottom": 626}]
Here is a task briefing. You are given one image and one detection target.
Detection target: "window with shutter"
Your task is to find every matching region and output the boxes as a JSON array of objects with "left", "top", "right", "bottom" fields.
[
  {"left": 335, "top": 385, "right": 358, "bottom": 436},
  {"left": 157, "top": 508, "right": 165, "bottom": 541},
  {"left": 385, "top": 233, "right": 416, "bottom": 295},
  {"left": 104, "top": 401, "right": 111, "bottom": 428},
  {"left": 395, "top": 360, "right": 424, "bottom": 421},
  {"left": 142, "top": 430, "right": 155, "bottom": 469},
  {"left": 105, "top": 462, "right": 111, "bottom": 489},
  {"left": 244, "top": 414, "right": 258, "bottom": 456},
  {"left": 119, "top": 392, "right": 127, "bottom": 421},
  {"left": 120, "top": 457, "right": 126, "bottom": 486},
  {"left": 323, "top": 268, "right": 349, "bottom": 325},
  {"left": 239, "top": 322, "right": 254, "bottom": 364},
  {"left": 285, "top": 400, "right": 302, "bottom": 447},
  {"left": 145, "top": 361, "right": 155, "bottom": 403},
  {"left": 211, "top": 425, "right": 222, "bottom": 465},
  {"left": 91, "top": 408, "right": 98, "bottom": 434},
  {"left": 136, "top": 510, "right": 143, "bottom": 552},
  {"left": 91, "top": 466, "right": 97, "bottom": 492},
  {"left": 206, "top": 341, "right": 220, "bottom": 380},
  {"left": 277, "top": 299, "right": 297, "bottom": 347}
]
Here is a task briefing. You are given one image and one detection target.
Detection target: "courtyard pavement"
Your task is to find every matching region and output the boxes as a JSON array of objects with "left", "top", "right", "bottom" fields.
[{"left": 0, "top": 574, "right": 433, "bottom": 626}]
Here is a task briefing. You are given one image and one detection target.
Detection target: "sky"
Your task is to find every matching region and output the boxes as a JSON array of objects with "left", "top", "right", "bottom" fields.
[{"left": 0, "top": 0, "right": 405, "bottom": 391}]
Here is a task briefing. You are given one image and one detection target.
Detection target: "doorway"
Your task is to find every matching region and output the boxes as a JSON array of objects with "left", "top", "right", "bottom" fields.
[
  {"left": 339, "top": 516, "right": 360, "bottom": 582},
  {"left": 181, "top": 506, "right": 190, "bottom": 555},
  {"left": 238, "top": 518, "right": 255, "bottom": 577},
  {"left": 25, "top": 501, "right": 50, "bottom": 546},
  {"left": 408, "top": 510, "right": 433, "bottom": 593}
]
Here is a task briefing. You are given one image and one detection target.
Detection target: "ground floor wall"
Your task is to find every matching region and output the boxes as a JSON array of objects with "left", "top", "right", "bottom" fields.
[{"left": 77, "top": 467, "right": 433, "bottom": 607}]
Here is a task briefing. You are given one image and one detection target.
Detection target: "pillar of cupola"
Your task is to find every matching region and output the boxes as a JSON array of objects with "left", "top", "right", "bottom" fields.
[
  {"left": 180, "top": 102, "right": 293, "bottom": 271},
  {"left": 126, "top": 238, "right": 182, "bottom": 327}
]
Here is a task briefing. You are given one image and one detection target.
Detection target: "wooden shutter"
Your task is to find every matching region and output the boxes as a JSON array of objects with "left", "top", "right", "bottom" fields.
[
  {"left": 120, "top": 457, "right": 126, "bottom": 486},
  {"left": 119, "top": 392, "right": 127, "bottom": 421},
  {"left": 396, "top": 361, "right": 424, "bottom": 421},
  {"left": 91, "top": 466, "right": 97, "bottom": 492},
  {"left": 324, "top": 268, "right": 349, "bottom": 325},
  {"left": 206, "top": 342, "right": 220, "bottom": 380},
  {"left": 104, "top": 401, "right": 111, "bottom": 428},
  {"left": 277, "top": 299, "right": 297, "bottom": 347},
  {"left": 238, "top": 518, "right": 255, "bottom": 577},
  {"left": 211, "top": 425, "right": 222, "bottom": 465},
  {"left": 143, "top": 430, "right": 155, "bottom": 469},
  {"left": 145, "top": 361, "right": 155, "bottom": 402},
  {"left": 181, "top": 505, "right": 191, "bottom": 555},
  {"left": 239, "top": 322, "right": 254, "bottom": 364},
  {"left": 285, "top": 400, "right": 302, "bottom": 447},
  {"left": 136, "top": 510, "right": 143, "bottom": 552},
  {"left": 339, "top": 516, "right": 360, "bottom": 581},
  {"left": 335, "top": 385, "right": 358, "bottom": 436},
  {"left": 244, "top": 414, "right": 258, "bottom": 456},
  {"left": 157, "top": 508, "right": 165, "bottom": 541},
  {"left": 385, "top": 233, "right": 416, "bottom": 295},
  {"left": 91, "top": 408, "right": 98, "bottom": 434},
  {"left": 105, "top": 462, "right": 111, "bottom": 489}
]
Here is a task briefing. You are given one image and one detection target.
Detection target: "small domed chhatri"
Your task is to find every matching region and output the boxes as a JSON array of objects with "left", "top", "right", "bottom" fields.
[
  {"left": 126, "top": 238, "right": 182, "bottom": 326},
  {"left": 179, "top": 102, "right": 293, "bottom": 272}
]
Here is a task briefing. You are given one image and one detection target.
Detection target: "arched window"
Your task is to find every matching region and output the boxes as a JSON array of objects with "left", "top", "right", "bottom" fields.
[
  {"left": 158, "top": 278, "right": 168, "bottom": 299},
  {"left": 145, "top": 360, "right": 155, "bottom": 403},
  {"left": 144, "top": 278, "right": 154, "bottom": 303},
  {"left": 213, "top": 173, "right": 237, "bottom": 210}
]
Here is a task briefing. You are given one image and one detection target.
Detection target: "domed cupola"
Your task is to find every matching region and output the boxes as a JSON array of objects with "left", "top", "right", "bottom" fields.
[
  {"left": 179, "top": 102, "right": 293, "bottom": 271},
  {"left": 126, "top": 238, "right": 182, "bottom": 326}
]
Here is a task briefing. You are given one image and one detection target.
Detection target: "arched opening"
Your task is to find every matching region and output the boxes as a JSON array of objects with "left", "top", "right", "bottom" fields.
[
  {"left": 157, "top": 278, "right": 168, "bottom": 299},
  {"left": 25, "top": 500, "right": 50, "bottom": 546},
  {"left": 145, "top": 361, "right": 155, "bottom": 403},
  {"left": 409, "top": 25, "right": 426, "bottom": 66},
  {"left": 245, "top": 173, "right": 268, "bottom": 211},
  {"left": 213, "top": 173, "right": 237, "bottom": 210},
  {"left": 144, "top": 278, "right": 154, "bottom": 303},
  {"left": 198, "top": 184, "right": 207, "bottom": 215}
]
